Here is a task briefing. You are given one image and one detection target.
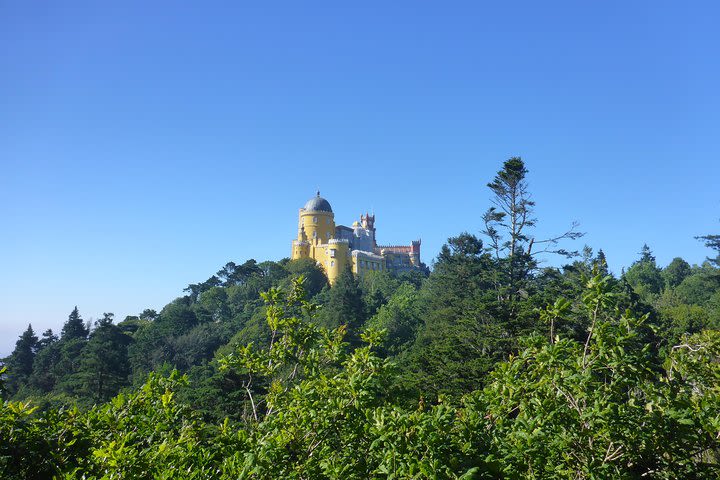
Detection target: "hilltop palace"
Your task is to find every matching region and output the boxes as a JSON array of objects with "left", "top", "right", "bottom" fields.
[{"left": 291, "top": 192, "right": 423, "bottom": 284}]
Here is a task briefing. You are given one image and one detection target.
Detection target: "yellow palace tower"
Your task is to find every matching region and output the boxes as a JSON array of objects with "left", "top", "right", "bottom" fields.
[{"left": 291, "top": 192, "right": 423, "bottom": 284}]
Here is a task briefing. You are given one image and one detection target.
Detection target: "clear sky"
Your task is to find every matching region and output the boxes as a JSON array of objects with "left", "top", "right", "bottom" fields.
[{"left": 2, "top": 1, "right": 719, "bottom": 356}]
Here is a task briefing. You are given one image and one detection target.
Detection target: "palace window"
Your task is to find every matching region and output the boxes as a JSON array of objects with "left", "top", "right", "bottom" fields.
[{"left": 313, "top": 216, "right": 318, "bottom": 223}]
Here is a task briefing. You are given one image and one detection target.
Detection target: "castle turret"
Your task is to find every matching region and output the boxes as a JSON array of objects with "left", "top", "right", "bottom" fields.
[
  {"left": 325, "top": 238, "right": 350, "bottom": 284},
  {"left": 291, "top": 192, "right": 347, "bottom": 284},
  {"left": 298, "top": 191, "right": 335, "bottom": 249},
  {"left": 361, "top": 212, "right": 376, "bottom": 247},
  {"left": 410, "top": 240, "right": 421, "bottom": 266}
]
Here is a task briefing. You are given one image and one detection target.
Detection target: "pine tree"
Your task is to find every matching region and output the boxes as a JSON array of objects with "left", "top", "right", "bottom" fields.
[
  {"left": 595, "top": 249, "right": 609, "bottom": 276},
  {"left": 482, "top": 158, "right": 582, "bottom": 310},
  {"left": 49, "top": 308, "right": 91, "bottom": 396},
  {"left": 76, "top": 313, "right": 132, "bottom": 404},
  {"left": 61, "top": 306, "right": 88, "bottom": 340},
  {"left": 399, "top": 233, "right": 502, "bottom": 398},
  {"left": 27, "top": 341, "right": 61, "bottom": 393},
  {"left": 5, "top": 324, "right": 38, "bottom": 394},
  {"left": 624, "top": 244, "right": 663, "bottom": 298},
  {"left": 696, "top": 230, "right": 720, "bottom": 267},
  {"left": 37, "top": 328, "right": 58, "bottom": 351}
]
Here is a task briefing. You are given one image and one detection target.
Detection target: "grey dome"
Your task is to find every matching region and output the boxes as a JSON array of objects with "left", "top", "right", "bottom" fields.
[{"left": 304, "top": 192, "right": 332, "bottom": 212}]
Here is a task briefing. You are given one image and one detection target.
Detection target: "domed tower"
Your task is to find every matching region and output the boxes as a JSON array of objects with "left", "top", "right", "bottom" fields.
[
  {"left": 291, "top": 192, "right": 349, "bottom": 284},
  {"left": 299, "top": 191, "right": 335, "bottom": 246}
]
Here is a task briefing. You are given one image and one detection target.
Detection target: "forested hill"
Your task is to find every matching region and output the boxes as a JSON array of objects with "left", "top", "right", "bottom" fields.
[{"left": 2, "top": 159, "right": 719, "bottom": 478}]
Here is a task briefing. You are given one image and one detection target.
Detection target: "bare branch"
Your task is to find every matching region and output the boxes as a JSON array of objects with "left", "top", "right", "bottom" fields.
[{"left": 671, "top": 343, "right": 705, "bottom": 352}]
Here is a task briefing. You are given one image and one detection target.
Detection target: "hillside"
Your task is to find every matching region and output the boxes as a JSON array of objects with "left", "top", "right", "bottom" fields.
[{"left": 2, "top": 159, "right": 719, "bottom": 478}]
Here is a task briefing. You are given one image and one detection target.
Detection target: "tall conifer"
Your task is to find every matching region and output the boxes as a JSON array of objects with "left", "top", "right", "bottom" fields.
[
  {"left": 5, "top": 324, "right": 38, "bottom": 394},
  {"left": 61, "top": 306, "right": 88, "bottom": 340}
]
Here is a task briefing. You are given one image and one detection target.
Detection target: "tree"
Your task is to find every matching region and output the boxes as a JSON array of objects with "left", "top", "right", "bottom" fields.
[
  {"left": 483, "top": 158, "right": 536, "bottom": 294},
  {"left": 167, "top": 323, "right": 225, "bottom": 370},
  {"left": 257, "top": 260, "right": 290, "bottom": 283},
  {"left": 184, "top": 276, "right": 221, "bottom": 303},
  {"left": 696, "top": 225, "right": 720, "bottom": 267},
  {"left": 216, "top": 261, "right": 238, "bottom": 286},
  {"left": 365, "top": 282, "right": 422, "bottom": 356},
  {"left": 75, "top": 313, "right": 132, "bottom": 404},
  {"left": 399, "top": 233, "right": 503, "bottom": 399},
  {"left": 695, "top": 225, "right": 720, "bottom": 289},
  {"left": 15, "top": 318, "right": 90, "bottom": 399},
  {"left": 284, "top": 258, "right": 328, "bottom": 297},
  {"left": 663, "top": 257, "right": 692, "bottom": 289},
  {"left": 4, "top": 325, "right": 38, "bottom": 394},
  {"left": 674, "top": 266, "right": 720, "bottom": 305},
  {"left": 52, "top": 336, "right": 88, "bottom": 397},
  {"left": 466, "top": 279, "right": 720, "bottom": 478},
  {"left": 158, "top": 298, "right": 199, "bottom": 333},
  {"left": 27, "top": 341, "right": 61, "bottom": 394},
  {"left": 139, "top": 309, "right": 158, "bottom": 321},
  {"left": 482, "top": 157, "right": 582, "bottom": 305},
  {"left": 194, "top": 286, "right": 230, "bottom": 323},
  {"left": 217, "top": 259, "right": 262, "bottom": 286},
  {"left": 25, "top": 329, "right": 60, "bottom": 394},
  {"left": 36, "top": 329, "right": 58, "bottom": 351},
  {"left": 624, "top": 244, "right": 663, "bottom": 299},
  {"left": 128, "top": 299, "right": 199, "bottom": 376},
  {"left": 61, "top": 307, "right": 88, "bottom": 340},
  {"left": 319, "top": 266, "right": 365, "bottom": 345},
  {"left": 360, "top": 270, "right": 403, "bottom": 318}
]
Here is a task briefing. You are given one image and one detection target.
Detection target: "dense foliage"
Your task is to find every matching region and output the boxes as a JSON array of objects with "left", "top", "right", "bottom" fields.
[{"left": 2, "top": 158, "right": 719, "bottom": 478}]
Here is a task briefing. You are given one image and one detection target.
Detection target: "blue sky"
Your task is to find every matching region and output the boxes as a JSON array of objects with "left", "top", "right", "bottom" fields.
[{"left": 2, "top": 1, "right": 719, "bottom": 355}]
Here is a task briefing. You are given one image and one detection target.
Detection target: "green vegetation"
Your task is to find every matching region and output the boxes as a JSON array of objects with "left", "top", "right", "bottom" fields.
[{"left": 2, "top": 158, "right": 719, "bottom": 478}]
